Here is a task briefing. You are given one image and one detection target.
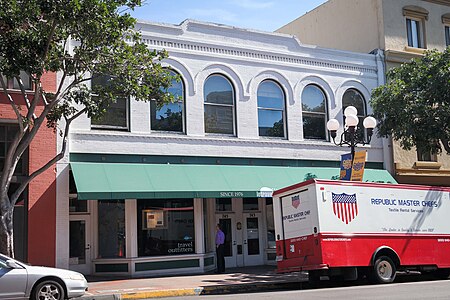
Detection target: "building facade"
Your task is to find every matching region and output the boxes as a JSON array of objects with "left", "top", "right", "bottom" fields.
[
  {"left": 278, "top": 0, "right": 450, "bottom": 186},
  {"left": 55, "top": 19, "right": 394, "bottom": 276}
]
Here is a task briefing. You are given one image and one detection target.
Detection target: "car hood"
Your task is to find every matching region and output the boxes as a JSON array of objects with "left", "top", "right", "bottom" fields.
[{"left": 25, "top": 265, "right": 86, "bottom": 280}]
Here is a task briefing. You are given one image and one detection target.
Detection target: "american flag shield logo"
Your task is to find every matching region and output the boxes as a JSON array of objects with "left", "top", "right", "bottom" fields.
[
  {"left": 292, "top": 195, "right": 300, "bottom": 209},
  {"left": 332, "top": 193, "right": 358, "bottom": 224}
]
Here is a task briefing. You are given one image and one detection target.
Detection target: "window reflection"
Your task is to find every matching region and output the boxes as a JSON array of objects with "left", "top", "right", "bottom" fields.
[
  {"left": 97, "top": 200, "right": 126, "bottom": 258},
  {"left": 302, "top": 85, "right": 327, "bottom": 140},
  {"left": 151, "top": 70, "right": 184, "bottom": 132},
  {"left": 257, "top": 81, "right": 285, "bottom": 138},
  {"left": 0, "top": 124, "right": 25, "bottom": 174},
  {"left": 216, "top": 198, "right": 232, "bottom": 211},
  {"left": 446, "top": 26, "right": 450, "bottom": 47},
  {"left": 406, "top": 18, "right": 423, "bottom": 48},
  {"left": 243, "top": 198, "right": 259, "bottom": 211},
  {"left": 342, "top": 89, "right": 366, "bottom": 137},
  {"left": 204, "top": 75, "right": 235, "bottom": 134},
  {"left": 91, "top": 74, "right": 129, "bottom": 130},
  {"left": 137, "top": 199, "right": 195, "bottom": 257},
  {"left": 265, "top": 198, "right": 275, "bottom": 249}
]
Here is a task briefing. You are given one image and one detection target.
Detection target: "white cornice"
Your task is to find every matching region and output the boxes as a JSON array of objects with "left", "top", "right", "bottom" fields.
[
  {"left": 134, "top": 19, "right": 378, "bottom": 76},
  {"left": 140, "top": 37, "right": 377, "bottom": 75},
  {"left": 422, "top": 0, "right": 450, "bottom": 7},
  {"left": 70, "top": 130, "right": 382, "bottom": 150}
]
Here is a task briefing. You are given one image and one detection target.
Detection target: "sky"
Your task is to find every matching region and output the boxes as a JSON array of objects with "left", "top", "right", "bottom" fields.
[{"left": 129, "top": 0, "right": 328, "bottom": 32}]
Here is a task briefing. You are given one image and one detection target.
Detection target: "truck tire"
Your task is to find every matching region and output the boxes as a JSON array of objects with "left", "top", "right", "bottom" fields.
[
  {"left": 371, "top": 256, "right": 396, "bottom": 284},
  {"left": 433, "top": 268, "right": 450, "bottom": 280},
  {"left": 308, "top": 270, "right": 321, "bottom": 285}
]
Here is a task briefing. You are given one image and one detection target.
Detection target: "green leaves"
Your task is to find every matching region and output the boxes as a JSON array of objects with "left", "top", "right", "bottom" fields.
[
  {"left": 371, "top": 48, "right": 450, "bottom": 154},
  {"left": 0, "top": 0, "right": 174, "bottom": 124}
]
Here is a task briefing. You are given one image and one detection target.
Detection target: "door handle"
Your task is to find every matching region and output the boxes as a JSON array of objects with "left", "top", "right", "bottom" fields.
[
  {"left": 233, "top": 241, "right": 237, "bottom": 245},
  {"left": 85, "top": 244, "right": 91, "bottom": 250},
  {"left": 244, "top": 240, "right": 247, "bottom": 245}
]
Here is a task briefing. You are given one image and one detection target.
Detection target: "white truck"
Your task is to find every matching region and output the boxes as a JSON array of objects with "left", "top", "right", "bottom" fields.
[{"left": 272, "top": 179, "right": 450, "bottom": 283}]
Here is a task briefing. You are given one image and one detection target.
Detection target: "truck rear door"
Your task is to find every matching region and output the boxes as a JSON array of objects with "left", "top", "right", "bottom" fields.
[{"left": 280, "top": 187, "right": 316, "bottom": 259}]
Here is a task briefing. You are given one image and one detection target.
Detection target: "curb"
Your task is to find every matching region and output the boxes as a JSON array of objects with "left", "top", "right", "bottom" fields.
[
  {"left": 201, "top": 281, "right": 301, "bottom": 295},
  {"left": 80, "top": 281, "right": 302, "bottom": 299},
  {"left": 121, "top": 288, "right": 204, "bottom": 299}
]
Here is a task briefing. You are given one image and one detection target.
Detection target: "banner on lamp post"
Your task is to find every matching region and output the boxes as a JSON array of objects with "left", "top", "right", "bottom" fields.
[
  {"left": 350, "top": 150, "right": 367, "bottom": 181},
  {"left": 340, "top": 153, "right": 353, "bottom": 180}
]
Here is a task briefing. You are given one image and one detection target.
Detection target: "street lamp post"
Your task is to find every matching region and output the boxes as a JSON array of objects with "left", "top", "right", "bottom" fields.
[{"left": 326, "top": 106, "right": 377, "bottom": 159}]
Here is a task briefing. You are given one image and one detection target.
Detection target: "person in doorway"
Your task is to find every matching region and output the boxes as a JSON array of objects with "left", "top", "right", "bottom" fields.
[{"left": 215, "top": 223, "right": 225, "bottom": 273}]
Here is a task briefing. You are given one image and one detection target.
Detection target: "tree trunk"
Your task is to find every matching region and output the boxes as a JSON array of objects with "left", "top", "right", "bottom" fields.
[{"left": 0, "top": 202, "right": 14, "bottom": 258}]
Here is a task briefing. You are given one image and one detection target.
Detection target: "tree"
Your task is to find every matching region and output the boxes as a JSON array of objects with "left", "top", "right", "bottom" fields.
[
  {"left": 370, "top": 48, "right": 450, "bottom": 155},
  {"left": 0, "top": 0, "right": 176, "bottom": 257}
]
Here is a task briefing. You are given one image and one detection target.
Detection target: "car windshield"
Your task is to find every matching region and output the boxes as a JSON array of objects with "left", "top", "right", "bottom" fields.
[{"left": 0, "top": 254, "right": 28, "bottom": 267}]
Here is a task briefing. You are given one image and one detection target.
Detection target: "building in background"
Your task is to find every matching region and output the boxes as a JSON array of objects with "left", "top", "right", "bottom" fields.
[
  {"left": 0, "top": 72, "right": 57, "bottom": 265},
  {"left": 277, "top": 0, "right": 450, "bottom": 186},
  {"left": 55, "top": 19, "right": 394, "bottom": 276}
]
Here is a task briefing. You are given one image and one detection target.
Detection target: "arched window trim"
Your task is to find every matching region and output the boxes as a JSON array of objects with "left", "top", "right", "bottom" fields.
[
  {"left": 342, "top": 88, "right": 367, "bottom": 118},
  {"left": 257, "top": 79, "right": 287, "bottom": 138},
  {"left": 203, "top": 74, "right": 236, "bottom": 136},
  {"left": 403, "top": 5, "right": 429, "bottom": 20},
  {"left": 301, "top": 84, "right": 328, "bottom": 140},
  {"left": 150, "top": 69, "right": 186, "bottom": 133}
]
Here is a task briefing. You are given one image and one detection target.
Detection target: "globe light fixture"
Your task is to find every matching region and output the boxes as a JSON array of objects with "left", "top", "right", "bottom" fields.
[{"left": 326, "top": 106, "right": 377, "bottom": 158}]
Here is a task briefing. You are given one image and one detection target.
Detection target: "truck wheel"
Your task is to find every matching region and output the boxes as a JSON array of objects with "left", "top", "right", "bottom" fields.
[
  {"left": 372, "top": 256, "right": 396, "bottom": 284},
  {"left": 433, "top": 268, "right": 450, "bottom": 280},
  {"left": 308, "top": 270, "right": 321, "bottom": 286}
]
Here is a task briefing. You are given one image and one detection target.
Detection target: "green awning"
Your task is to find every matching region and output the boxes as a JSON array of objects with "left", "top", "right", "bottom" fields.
[{"left": 70, "top": 162, "right": 397, "bottom": 200}]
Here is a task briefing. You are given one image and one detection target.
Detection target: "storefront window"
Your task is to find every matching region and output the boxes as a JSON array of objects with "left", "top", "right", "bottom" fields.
[
  {"left": 266, "top": 198, "right": 276, "bottom": 249},
  {"left": 216, "top": 198, "right": 232, "bottom": 211},
  {"left": 243, "top": 198, "right": 259, "bottom": 211},
  {"left": 137, "top": 199, "right": 195, "bottom": 257},
  {"left": 68, "top": 171, "right": 88, "bottom": 213},
  {"left": 98, "top": 200, "right": 126, "bottom": 258},
  {"left": 69, "top": 198, "right": 88, "bottom": 213}
]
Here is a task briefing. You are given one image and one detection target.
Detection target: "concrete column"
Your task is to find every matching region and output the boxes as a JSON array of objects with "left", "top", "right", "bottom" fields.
[
  {"left": 194, "top": 198, "right": 204, "bottom": 254},
  {"left": 125, "top": 199, "right": 138, "bottom": 258}
]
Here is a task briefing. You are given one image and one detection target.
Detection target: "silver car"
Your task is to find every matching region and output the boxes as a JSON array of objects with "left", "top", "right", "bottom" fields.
[{"left": 0, "top": 253, "right": 88, "bottom": 300}]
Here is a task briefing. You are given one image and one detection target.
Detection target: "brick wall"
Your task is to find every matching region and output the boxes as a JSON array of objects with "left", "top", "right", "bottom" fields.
[{"left": 0, "top": 72, "right": 57, "bottom": 266}]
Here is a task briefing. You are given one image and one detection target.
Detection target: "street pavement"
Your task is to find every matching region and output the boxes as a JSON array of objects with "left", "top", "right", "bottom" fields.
[{"left": 78, "top": 266, "right": 307, "bottom": 299}]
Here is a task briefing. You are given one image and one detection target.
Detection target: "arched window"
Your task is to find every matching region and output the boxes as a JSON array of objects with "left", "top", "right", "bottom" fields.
[
  {"left": 150, "top": 70, "right": 184, "bottom": 132},
  {"left": 257, "top": 80, "right": 285, "bottom": 138},
  {"left": 301, "top": 85, "right": 327, "bottom": 140},
  {"left": 342, "top": 89, "right": 367, "bottom": 136},
  {"left": 204, "top": 75, "right": 235, "bottom": 135}
]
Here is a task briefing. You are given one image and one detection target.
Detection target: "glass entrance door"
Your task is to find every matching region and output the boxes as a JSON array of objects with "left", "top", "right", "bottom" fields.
[
  {"left": 215, "top": 200, "right": 264, "bottom": 268},
  {"left": 243, "top": 212, "right": 263, "bottom": 266},
  {"left": 217, "top": 214, "right": 237, "bottom": 268},
  {"left": 69, "top": 216, "right": 91, "bottom": 274}
]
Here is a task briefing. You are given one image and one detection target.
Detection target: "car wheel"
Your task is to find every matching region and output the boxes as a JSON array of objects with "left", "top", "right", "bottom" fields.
[
  {"left": 371, "top": 256, "right": 396, "bottom": 284},
  {"left": 31, "top": 280, "right": 65, "bottom": 300}
]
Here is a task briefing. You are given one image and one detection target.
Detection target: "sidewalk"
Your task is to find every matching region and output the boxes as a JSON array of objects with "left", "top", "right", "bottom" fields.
[{"left": 79, "top": 266, "right": 307, "bottom": 299}]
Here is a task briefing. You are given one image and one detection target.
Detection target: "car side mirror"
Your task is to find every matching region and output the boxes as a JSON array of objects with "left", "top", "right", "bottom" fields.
[{"left": 5, "top": 260, "right": 21, "bottom": 269}]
